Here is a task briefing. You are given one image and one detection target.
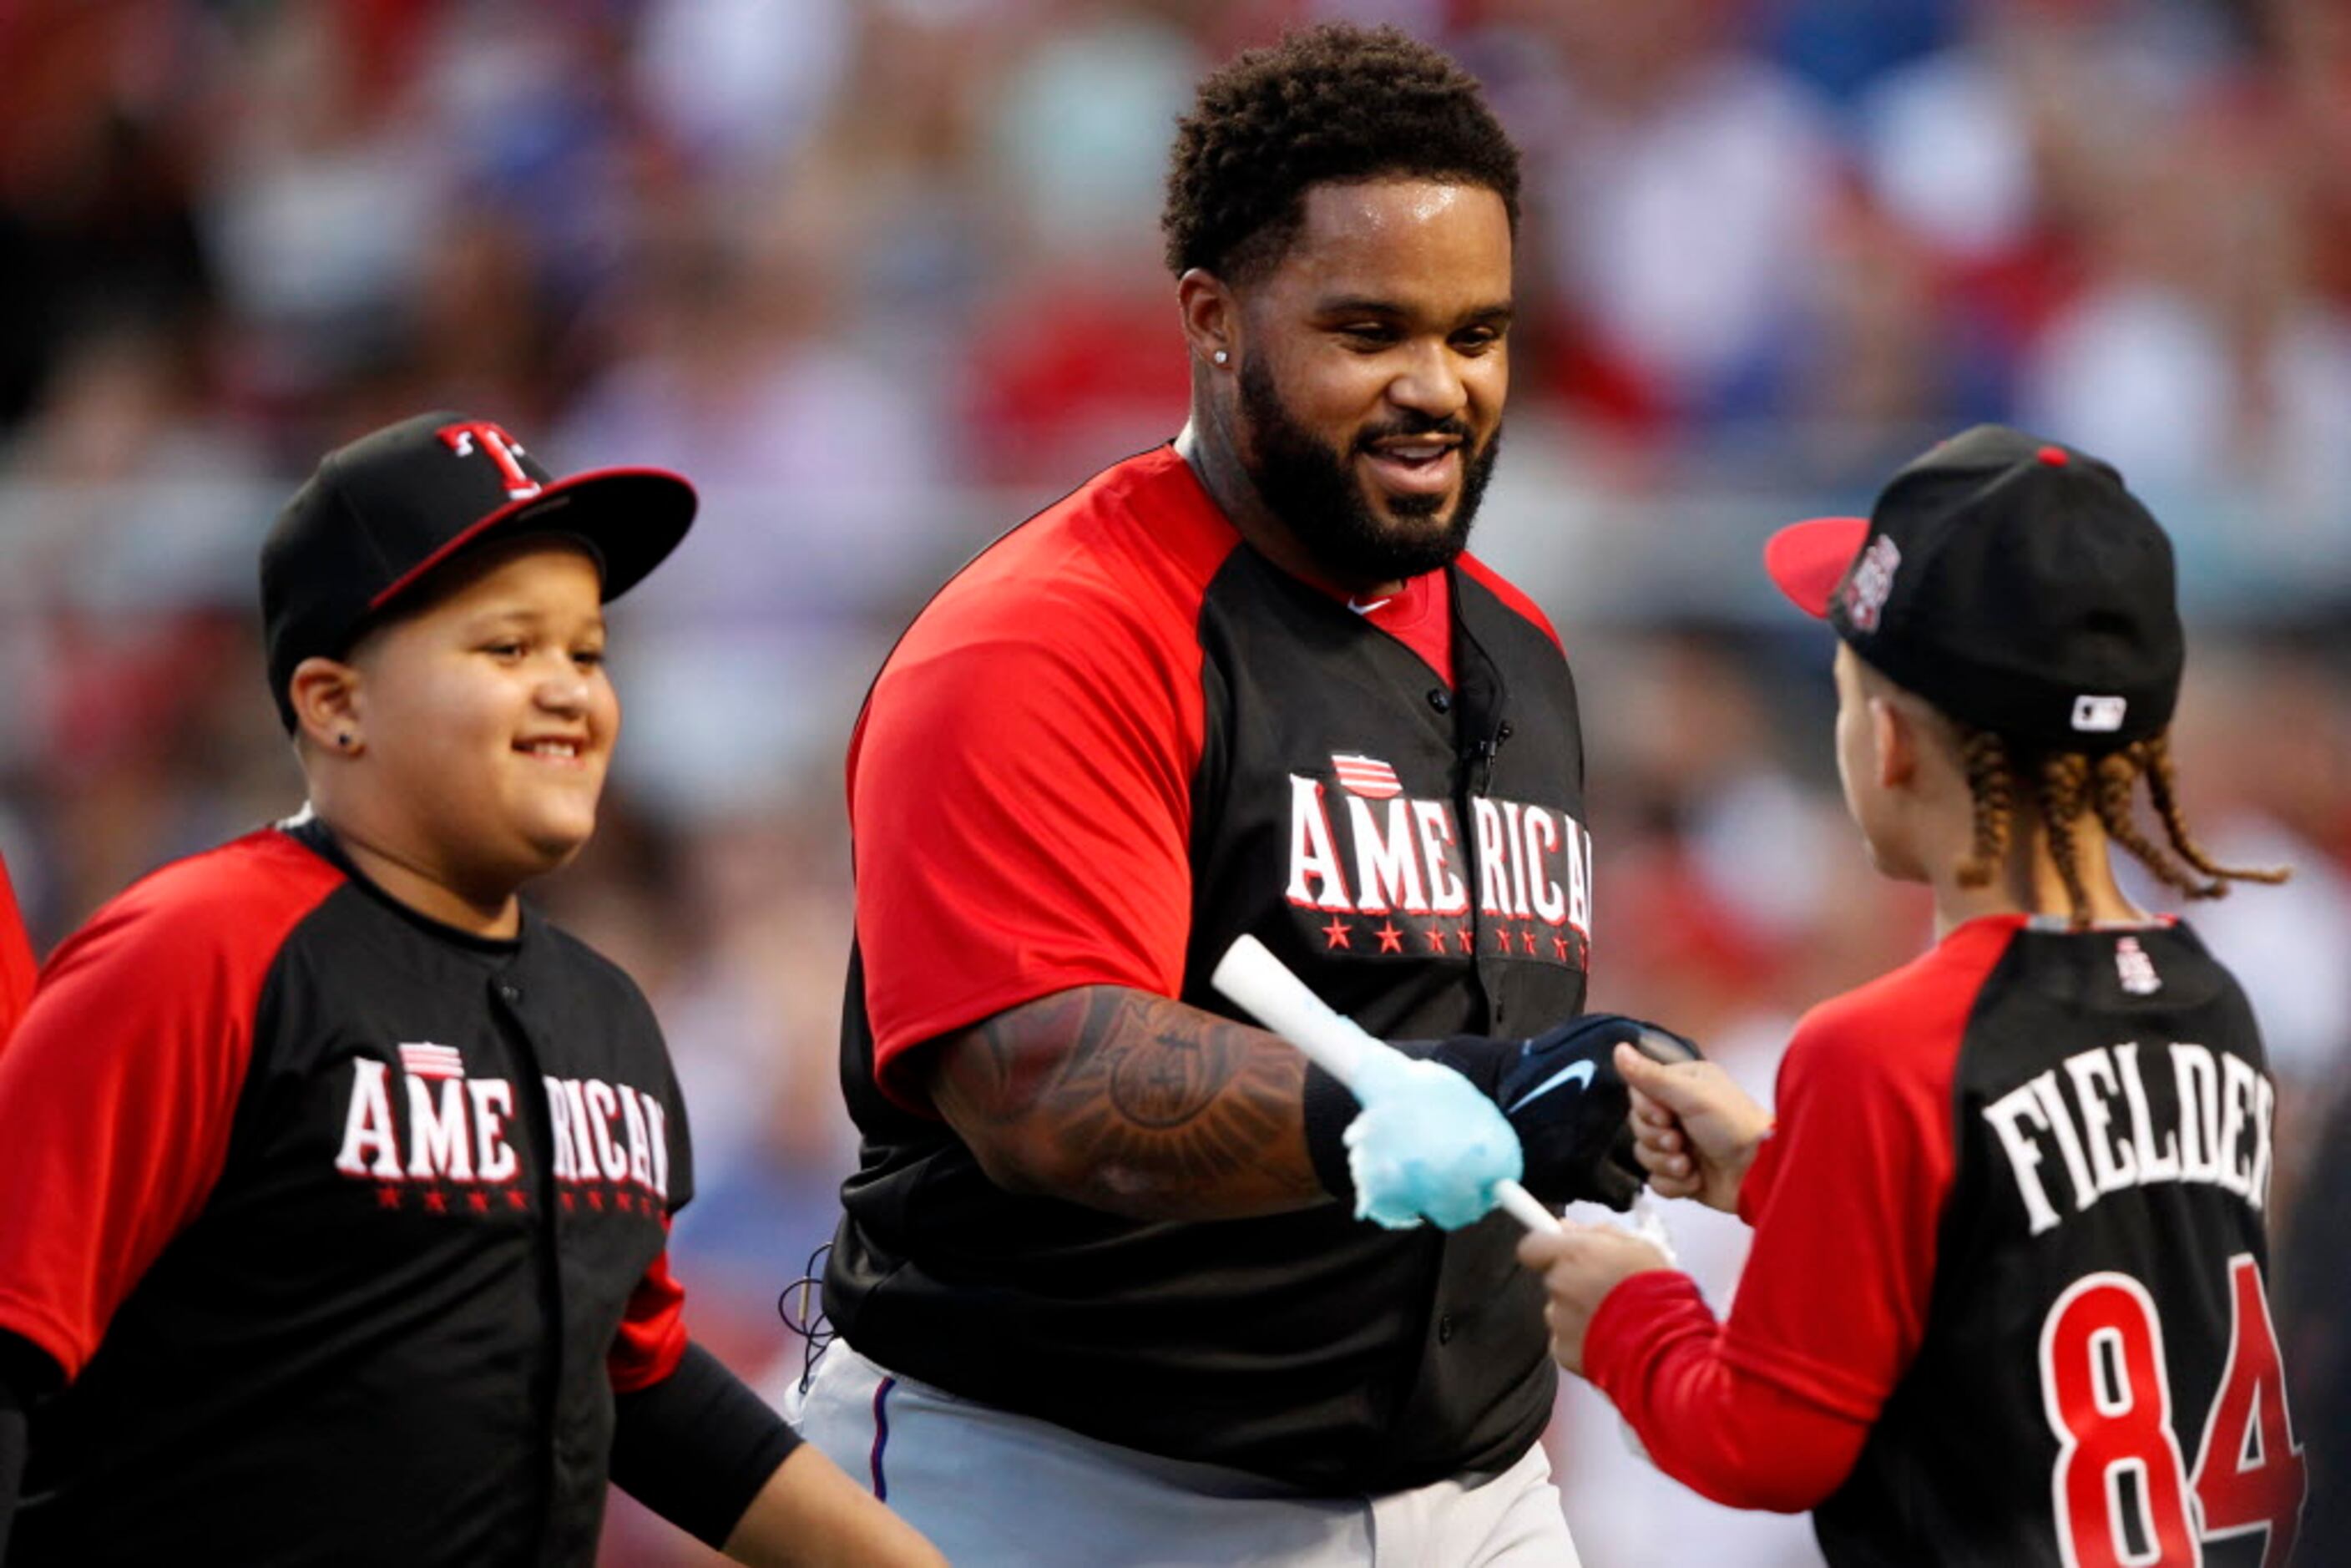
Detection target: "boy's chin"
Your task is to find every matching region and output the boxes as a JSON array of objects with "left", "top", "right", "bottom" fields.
[{"left": 517, "top": 821, "right": 596, "bottom": 874}]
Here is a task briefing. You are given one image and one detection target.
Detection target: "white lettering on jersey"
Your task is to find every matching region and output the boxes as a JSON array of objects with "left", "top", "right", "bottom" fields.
[
  {"left": 563, "top": 1079, "right": 602, "bottom": 1178},
  {"left": 338, "top": 1059, "right": 674, "bottom": 1205},
  {"left": 2217, "top": 1052, "right": 2257, "bottom": 1201},
  {"left": 1471, "top": 798, "right": 1512, "bottom": 916},
  {"left": 1567, "top": 815, "right": 1593, "bottom": 934},
  {"left": 584, "top": 1080, "right": 629, "bottom": 1181},
  {"left": 1987, "top": 1042, "right": 2274, "bottom": 1235},
  {"left": 1283, "top": 767, "right": 1592, "bottom": 950},
  {"left": 619, "top": 1084, "right": 655, "bottom": 1188},
  {"left": 1412, "top": 800, "right": 1470, "bottom": 915},
  {"left": 1524, "top": 808, "right": 1565, "bottom": 924},
  {"left": 469, "top": 1079, "right": 518, "bottom": 1182},
  {"left": 2174, "top": 1044, "right": 2220, "bottom": 1183},
  {"left": 1495, "top": 802, "right": 1524, "bottom": 918},
  {"left": 2116, "top": 1044, "right": 2180, "bottom": 1183},
  {"left": 406, "top": 1075, "right": 475, "bottom": 1180},
  {"left": 2060, "top": 1050, "right": 2136, "bottom": 1195},
  {"left": 544, "top": 1075, "right": 579, "bottom": 1180},
  {"left": 1347, "top": 795, "right": 1426, "bottom": 915},
  {"left": 2029, "top": 1074, "right": 2101, "bottom": 1214},
  {"left": 336, "top": 1058, "right": 405, "bottom": 1179},
  {"left": 1286, "top": 776, "right": 1352, "bottom": 911},
  {"left": 640, "top": 1090, "right": 671, "bottom": 1199},
  {"left": 2249, "top": 1072, "right": 2276, "bottom": 1210}
]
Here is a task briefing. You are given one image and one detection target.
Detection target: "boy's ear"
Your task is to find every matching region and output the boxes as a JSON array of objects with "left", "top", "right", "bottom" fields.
[
  {"left": 1870, "top": 695, "right": 1919, "bottom": 791},
  {"left": 289, "top": 656, "right": 364, "bottom": 755}
]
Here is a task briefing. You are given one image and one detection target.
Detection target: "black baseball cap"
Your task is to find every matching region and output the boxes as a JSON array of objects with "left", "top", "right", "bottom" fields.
[
  {"left": 1762, "top": 424, "right": 2183, "bottom": 750},
  {"left": 260, "top": 412, "right": 695, "bottom": 729}
]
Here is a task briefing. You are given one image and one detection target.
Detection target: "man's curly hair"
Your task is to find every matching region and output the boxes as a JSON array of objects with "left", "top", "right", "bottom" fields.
[{"left": 1161, "top": 23, "right": 1521, "bottom": 283}]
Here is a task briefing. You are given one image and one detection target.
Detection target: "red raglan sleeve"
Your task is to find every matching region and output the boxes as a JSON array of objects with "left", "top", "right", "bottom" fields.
[
  {"left": 0, "top": 887, "right": 288, "bottom": 1378},
  {"left": 1580, "top": 969, "right": 1974, "bottom": 1510},
  {"left": 608, "top": 1246, "right": 690, "bottom": 1393},
  {"left": 851, "top": 589, "right": 1207, "bottom": 1112},
  {"left": 0, "top": 855, "right": 36, "bottom": 1042}
]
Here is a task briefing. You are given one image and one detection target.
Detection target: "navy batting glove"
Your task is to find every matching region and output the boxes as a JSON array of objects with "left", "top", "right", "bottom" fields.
[{"left": 1424, "top": 1014, "right": 1704, "bottom": 1212}]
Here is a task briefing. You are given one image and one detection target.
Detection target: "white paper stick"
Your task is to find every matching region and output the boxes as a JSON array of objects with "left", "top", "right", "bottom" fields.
[{"left": 1212, "top": 935, "right": 1563, "bottom": 1236}]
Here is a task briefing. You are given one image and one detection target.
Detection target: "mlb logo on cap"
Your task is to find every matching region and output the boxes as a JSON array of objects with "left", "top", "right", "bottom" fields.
[{"left": 2071, "top": 695, "right": 2128, "bottom": 734}]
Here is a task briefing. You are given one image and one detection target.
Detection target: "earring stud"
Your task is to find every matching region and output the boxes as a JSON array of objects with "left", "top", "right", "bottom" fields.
[{"left": 1213, "top": 350, "right": 1229, "bottom": 366}]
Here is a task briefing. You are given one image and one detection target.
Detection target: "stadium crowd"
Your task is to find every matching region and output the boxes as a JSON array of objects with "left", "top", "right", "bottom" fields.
[{"left": 3, "top": 1, "right": 2345, "bottom": 1561}]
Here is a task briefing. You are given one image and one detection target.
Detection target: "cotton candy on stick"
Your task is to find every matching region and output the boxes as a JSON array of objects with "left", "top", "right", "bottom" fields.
[{"left": 1211, "top": 935, "right": 1562, "bottom": 1235}]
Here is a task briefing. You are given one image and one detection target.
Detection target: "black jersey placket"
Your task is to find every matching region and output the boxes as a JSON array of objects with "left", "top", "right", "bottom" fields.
[{"left": 488, "top": 963, "right": 577, "bottom": 1567}]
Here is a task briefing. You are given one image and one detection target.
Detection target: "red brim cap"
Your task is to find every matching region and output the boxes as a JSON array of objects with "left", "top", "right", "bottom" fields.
[
  {"left": 365, "top": 466, "right": 695, "bottom": 615},
  {"left": 1763, "top": 517, "right": 1870, "bottom": 620}
]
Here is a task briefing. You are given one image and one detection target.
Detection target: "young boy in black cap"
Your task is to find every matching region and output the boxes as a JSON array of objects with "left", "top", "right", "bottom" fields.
[
  {"left": 0, "top": 412, "right": 942, "bottom": 1566},
  {"left": 1519, "top": 427, "right": 2306, "bottom": 1566}
]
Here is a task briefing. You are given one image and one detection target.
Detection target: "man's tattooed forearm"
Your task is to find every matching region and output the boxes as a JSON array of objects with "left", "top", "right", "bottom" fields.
[{"left": 935, "top": 987, "right": 1312, "bottom": 1213}]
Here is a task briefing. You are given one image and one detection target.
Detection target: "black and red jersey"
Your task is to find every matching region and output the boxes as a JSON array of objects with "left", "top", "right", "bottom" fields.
[
  {"left": 0, "top": 852, "right": 35, "bottom": 1039},
  {"left": 1585, "top": 914, "right": 2303, "bottom": 1568},
  {"left": 0, "top": 817, "right": 696, "bottom": 1566},
  {"left": 826, "top": 445, "right": 1592, "bottom": 1493}
]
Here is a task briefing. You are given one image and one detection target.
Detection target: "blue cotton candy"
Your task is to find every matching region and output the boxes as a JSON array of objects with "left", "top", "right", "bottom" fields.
[{"left": 1342, "top": 1051, "right": 1524, "bottom": 1231}]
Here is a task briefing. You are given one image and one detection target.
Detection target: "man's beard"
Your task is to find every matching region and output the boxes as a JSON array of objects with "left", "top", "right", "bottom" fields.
[{"left": 1239, "top": 355, "right": 1501, "bottom": 585}]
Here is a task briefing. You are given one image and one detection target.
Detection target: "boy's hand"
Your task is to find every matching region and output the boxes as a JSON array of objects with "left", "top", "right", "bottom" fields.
[
  {"left": 1614, "top": 1042, "right": 1773, "bottom": 1215},
  {"left": 1515, "top": 1224, "right": 1673, "bottom": 1376}
]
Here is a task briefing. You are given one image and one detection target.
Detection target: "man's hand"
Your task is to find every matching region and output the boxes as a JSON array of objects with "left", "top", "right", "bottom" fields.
[
  {"left": 1615, "top": 1042, "right": 1773, "bottom": 1215},
  {"left": 1345, "top": 1053, "right": 1523, "bottom": 1231},
  {"left": 1515, "top": 1223, "right": 1674, "bottom": 1376},
  {"left": 1435, "top": 1014, "right": 1704, "bottom": 1211}
]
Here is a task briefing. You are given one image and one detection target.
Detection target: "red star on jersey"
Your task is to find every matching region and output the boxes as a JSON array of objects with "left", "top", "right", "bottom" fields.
[
  {"left": 1454, "top": 924, "right": 1474, "bottom": 953},
  {"left": 506, "top": 1189, "right": 529, "bottom": 1211},
  {"left": 376, "top": 1186, "right": 402, "bottom": 1210},
  {"left": 560, "top": 1191, "right": 577, "bottom": 1211},
  {"left": 1552, "top": 935, "right": 1572, "bottom": 961},
  {"left": 587, "top": 1190, "right": 605, "bottom": 1211},
  {"left": 1520, "top": 928, "right": 1540, "bottom": 955},
  {"left": 1375, "top": 922, "right": 1405, "bottom": 953},
  {"left": 615, "top": 1191, "right": 635, "bottom": 1212},
  {"left": 422, "top": 1190, "right": 448, "bottom": 1214},
  {"left": 1322, "top": 916, "right": 1352, "bottom": 948},
  {"left": 468, "top": 1191, "right": 490, "bottom": 1212},
  {"left": 1424, "top": 925, "right": 1448, "bottom": 952}
]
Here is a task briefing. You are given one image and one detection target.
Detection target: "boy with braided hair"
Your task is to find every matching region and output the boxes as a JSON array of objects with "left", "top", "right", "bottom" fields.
[{"left": 1520, "top": 426, "right": 2305, "bottom": 1566}]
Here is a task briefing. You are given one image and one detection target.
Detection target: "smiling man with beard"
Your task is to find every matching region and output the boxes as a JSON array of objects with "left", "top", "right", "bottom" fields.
[{"left": 796, "top": 23, "right": 1682, "bottom": 1567}]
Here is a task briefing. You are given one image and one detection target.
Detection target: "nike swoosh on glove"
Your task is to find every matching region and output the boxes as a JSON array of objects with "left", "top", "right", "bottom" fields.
[{"left": 1428, "top": 1014, "right": 1703, "bottom": 1211}]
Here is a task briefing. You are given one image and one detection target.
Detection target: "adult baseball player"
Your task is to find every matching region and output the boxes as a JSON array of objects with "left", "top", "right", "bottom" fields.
[
  {"left": 0, "top": 414, "right": 940, "bottom": 1566},
  {"left": 1524, "top": 427, "right": 2305, "bottom": 1566},
  {"left": 796, "top": 25, "right": 1694, "bottom": 1566}
]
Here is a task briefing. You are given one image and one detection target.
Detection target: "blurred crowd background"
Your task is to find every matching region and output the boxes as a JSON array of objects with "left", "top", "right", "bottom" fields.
[{"left": 4, "top": 0, "right": 2348, "bottom": 1562}]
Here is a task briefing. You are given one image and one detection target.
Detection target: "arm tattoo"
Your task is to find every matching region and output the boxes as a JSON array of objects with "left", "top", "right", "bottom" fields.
[{"left": 928, "top": 987, "right": 1320, "bottom": 1221}]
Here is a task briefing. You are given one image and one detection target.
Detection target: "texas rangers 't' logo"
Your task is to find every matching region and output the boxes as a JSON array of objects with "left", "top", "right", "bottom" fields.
[{"left": 437, "top": 420, "right": 542, "bottom": 500}]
